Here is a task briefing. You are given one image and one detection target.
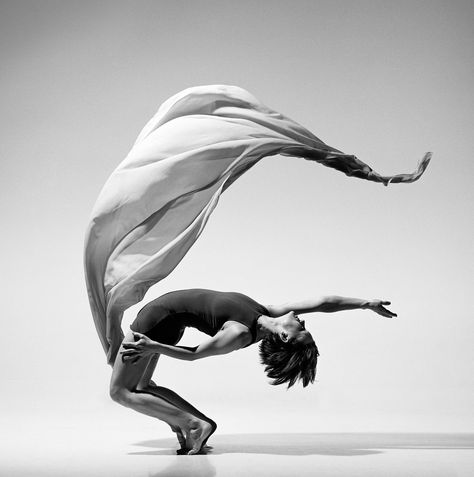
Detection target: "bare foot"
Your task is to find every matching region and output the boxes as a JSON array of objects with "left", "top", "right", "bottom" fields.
[
  {"left": 185, "top": 419, "right": 214, "bottom": 455},
  {"left": 176, "top": 418, "right": 216, "bottom": 454}
]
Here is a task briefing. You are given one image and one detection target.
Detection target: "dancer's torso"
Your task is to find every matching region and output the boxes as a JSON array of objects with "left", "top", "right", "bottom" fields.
[{"left": 131, "top": 289, "right": 268, "bottom": 346}]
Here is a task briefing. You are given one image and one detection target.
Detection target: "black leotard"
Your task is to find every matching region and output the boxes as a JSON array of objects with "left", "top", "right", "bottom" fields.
[{"left": 130, "top": 289, "right": 269, "bottom": 347}]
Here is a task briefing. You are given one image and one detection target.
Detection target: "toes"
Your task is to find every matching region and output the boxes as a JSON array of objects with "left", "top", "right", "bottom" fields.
[{"left": 187, "top": 446, "right": 201, "bottom": 455}]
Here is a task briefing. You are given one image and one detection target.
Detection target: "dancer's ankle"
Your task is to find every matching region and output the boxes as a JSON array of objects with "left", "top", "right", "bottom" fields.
[{"left": 181, "top": 414, "right": 202, "bottom": 431}]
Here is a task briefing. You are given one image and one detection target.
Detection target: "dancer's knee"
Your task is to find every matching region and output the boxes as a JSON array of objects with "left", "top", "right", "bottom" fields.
[{"left": 110, "top": 385, "right": 133, "bottom": 406}]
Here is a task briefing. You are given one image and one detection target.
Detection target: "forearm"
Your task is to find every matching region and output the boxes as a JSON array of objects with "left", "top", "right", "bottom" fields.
[
  {"left": 150, "top": 342, "right": 198, "bottom": 361},
  {"left": 274, "top": 296, "right": 370, "bottom": 315},
  {"left": 316, "top": 296, "right": 370, "bottom": 313},
  {"left": 125, "top": 328, "right": 249, "bottom": 363}
]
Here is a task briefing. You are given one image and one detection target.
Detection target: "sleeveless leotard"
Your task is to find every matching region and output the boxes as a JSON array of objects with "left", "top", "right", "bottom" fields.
[{"left": 131, "top": 289, "right": 269, "bottom": 347}]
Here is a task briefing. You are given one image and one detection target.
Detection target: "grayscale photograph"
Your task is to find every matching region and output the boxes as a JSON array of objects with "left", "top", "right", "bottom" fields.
[{"left": 1, "top": 1, "right": 473, "bottom": 476}]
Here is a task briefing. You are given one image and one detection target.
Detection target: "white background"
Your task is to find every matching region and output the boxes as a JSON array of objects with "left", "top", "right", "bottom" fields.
[{"left": 1, "top": 1, "right": 473, "bottom": 475}]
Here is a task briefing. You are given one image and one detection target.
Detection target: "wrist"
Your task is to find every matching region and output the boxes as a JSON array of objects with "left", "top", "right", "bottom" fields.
[
  {"left": 149, "top": 341, "right": 161, "bottom": 353},
  {"left": 361, "top": 300, "right": 371, "bottom": 309}
]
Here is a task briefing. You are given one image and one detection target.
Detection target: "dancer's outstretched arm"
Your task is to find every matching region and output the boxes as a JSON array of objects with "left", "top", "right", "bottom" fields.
[
  {"left": 267, "top": 296, "right": 397, "bottom": 318},
  {"left": 303, "top": 149, "right": 432, "bottom": 186},
  {"left": 121, "top": 327, "right": 250, "bottom": 363}
]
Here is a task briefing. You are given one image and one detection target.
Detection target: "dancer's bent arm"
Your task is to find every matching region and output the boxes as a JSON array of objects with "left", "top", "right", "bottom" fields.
[
  {"left": 267, "top": 296, "right": 397, "bottom": 318},
  {"left": 121, "top": 327, "right": 250, "bottom": 364}
]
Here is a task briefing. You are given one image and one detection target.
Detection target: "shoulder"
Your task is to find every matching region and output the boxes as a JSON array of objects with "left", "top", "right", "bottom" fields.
[{"left": 220, "top": 321, "right": 253, "bottom": 347}]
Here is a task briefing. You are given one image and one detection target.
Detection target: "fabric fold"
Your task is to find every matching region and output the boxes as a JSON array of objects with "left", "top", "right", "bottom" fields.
[{"left": 84, "top": 85, "right": 342, "bottom": 364}]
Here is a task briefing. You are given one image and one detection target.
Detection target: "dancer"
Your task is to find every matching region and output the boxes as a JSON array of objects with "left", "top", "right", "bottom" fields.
[
  {"left": 110, "top": 288, "right": 396, "bottom": 454},
  {"left": 84, "top": 85, "right": 430, "bottom": 455}
]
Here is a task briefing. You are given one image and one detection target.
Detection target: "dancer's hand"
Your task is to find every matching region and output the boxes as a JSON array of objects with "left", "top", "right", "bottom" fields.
[
  {"left": 365, "top": 300, "right": 397, "bottom": 318},
  {"left": 120, "top": 331, "right": 156, "bottom": 363}
]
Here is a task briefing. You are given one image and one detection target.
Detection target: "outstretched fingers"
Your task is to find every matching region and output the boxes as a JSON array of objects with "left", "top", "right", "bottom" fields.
[
  {"left": 377, "top": 301, "right": 397, "bottom": 318},
  {"left": 380, "top": 306, "right": 397, "bottom": 318}
]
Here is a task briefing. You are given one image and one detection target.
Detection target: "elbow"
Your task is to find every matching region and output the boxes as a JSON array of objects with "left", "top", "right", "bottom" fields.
[
  {"left": 178, "top": 345, "right": 199, "bottom": 361},
  {"left": 188, "top": 351, "right": 201, "bottom": 361},
  {"left": 319, "top": 296, "right": 340, "bottom": 312}
]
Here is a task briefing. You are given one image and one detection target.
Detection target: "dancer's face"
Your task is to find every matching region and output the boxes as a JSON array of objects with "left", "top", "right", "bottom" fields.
[{"left": 280, "top": 311, "right": 314, "bottom": 345}]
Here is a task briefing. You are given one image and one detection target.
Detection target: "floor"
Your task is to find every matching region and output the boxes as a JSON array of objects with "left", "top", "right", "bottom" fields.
[{"left": 2, "top": 421, "right": 473, "bottom": 477}]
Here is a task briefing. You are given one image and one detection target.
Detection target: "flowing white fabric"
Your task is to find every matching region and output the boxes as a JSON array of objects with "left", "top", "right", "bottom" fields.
[{"left": 84, "top": 85, "right": 344, "bottom": 364}]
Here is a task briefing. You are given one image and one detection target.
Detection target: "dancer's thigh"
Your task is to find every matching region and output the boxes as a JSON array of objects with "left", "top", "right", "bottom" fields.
[
  {"left": 137, "top": 325, "right": 184, "bottom": 388},
  {"left": 138, "top": 354, "right": 160, "bottom": 389},
  {"left": 110, "top": 330, "right": 153, "bottom": 392}
]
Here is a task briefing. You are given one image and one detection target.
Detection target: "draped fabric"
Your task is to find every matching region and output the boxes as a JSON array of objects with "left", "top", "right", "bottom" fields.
[{"left": 84, "top": 85, "right": 345, "bottom": 364}]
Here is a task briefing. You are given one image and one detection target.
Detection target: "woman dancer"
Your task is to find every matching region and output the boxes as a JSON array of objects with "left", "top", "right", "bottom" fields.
[
  {"left": 110, "top": 288, "right": 396, "bottom": 454},
  {"left": 85, "top": 85, "right": 430, "bottom": 455}
]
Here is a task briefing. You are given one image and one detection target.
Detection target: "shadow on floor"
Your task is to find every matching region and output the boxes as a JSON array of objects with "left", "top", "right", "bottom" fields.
[{"left": 130, "top": 432, "right": 474, "bottom": 458}]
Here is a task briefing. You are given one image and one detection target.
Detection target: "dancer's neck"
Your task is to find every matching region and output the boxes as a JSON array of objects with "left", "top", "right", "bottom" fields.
[{"left": 256, "top": 314, "right": 279, "bottom": 341}]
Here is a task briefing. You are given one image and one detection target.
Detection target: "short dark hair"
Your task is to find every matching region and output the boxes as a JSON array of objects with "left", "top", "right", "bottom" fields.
[{"left": 258, "top": 334, "right": 319, "bottom": 388}]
